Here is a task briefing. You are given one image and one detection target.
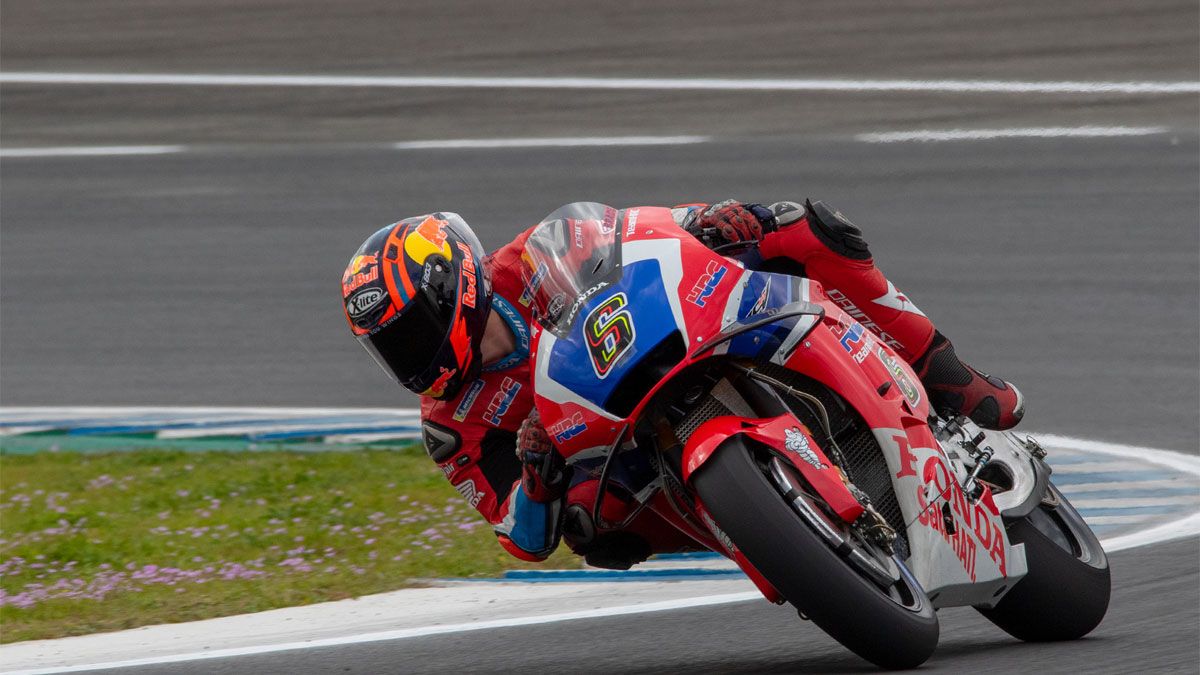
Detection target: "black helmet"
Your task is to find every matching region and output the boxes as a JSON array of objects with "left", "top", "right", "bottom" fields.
[{"left": 342, "top": 212, "right": 491, "bottom": 400}]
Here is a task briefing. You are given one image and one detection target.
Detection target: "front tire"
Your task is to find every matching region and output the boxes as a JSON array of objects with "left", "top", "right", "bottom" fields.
[
  {"left": 976, "top": 483, "right": 1111, "bottom": 641},
  {"left": 693, "top": 438, "right": 939, "bottom": 670}
]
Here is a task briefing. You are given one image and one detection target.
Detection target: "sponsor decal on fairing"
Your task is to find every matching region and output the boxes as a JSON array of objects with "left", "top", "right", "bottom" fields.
[
  {"left": 875, "top": 347, "right": 922, "bottom": 407},
  {"left": 686, "top": 261, "right": 727, "bottom": 307},
  {"left": 748, "top": 283, "right": 770, "bottom": 316},
  {"left": 549, "top": 412, "right": 587, "bottom": 443},
  {"left": 784, "top": 426, "right": 827, "bottom": 469},
  {"left": 887, "top": 434, "right": 1010, "bottom": 587},
  {"left": 624, "top": 208, "right": 640, "bottom": 237},
  {"left": 913, "top": 452, "right": 1008, "bottom": 582}
]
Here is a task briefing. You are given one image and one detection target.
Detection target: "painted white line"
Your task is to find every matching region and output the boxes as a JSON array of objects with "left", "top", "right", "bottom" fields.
[
  {"left": 1101, "top": 511, "right": 1200, "bottom": 553},
  {"left": 1048, "top": 460, "right": 1156, "bottom": 474},
  {"left": 1082, "top": 514, "right": 1159, "bottom": 526},
  {"left": 323, "top": 432, "right": 423, "bottom": 444},
  {"left": 1037, "top": 435, "right": 1200, "bottom": 475},
  {"left": 1073, "top": 495, "right": 1199, "bottom": 508},
  {"left": 155, "top": 422, "right": 418, "bottom": 439},
  {"left": 392, "top": 136, "right": 709, "bottom": 149},
  {"left": 2, "top": 72, "right": 1197, "bottom": 95},
  {"left": 1059, "top": 479, "right": 1200, "bottom": 493},
  {"left": 1037, "top": 433, "right": 1200, "bottom": 552},
  {"left": 0, "top": 145, "right": 185, "bottom": 158},
  {"left": 0, "top": 592, "right": 761, "bottom": 675},
  {"left": 855, "top": 126, "right": 1170, "bottom": 143}
]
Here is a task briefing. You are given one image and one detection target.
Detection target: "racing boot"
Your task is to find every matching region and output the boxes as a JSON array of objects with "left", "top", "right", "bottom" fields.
[
  {"left": 912, "top": 331, "right": 1024, "bottom": 430},
  {"left": 758, "top": 200, "right": 1023, "bottom": 430}
]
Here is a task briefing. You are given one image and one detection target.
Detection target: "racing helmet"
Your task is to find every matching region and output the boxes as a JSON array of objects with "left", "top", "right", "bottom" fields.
[{"left": 342, "top": 212, "right": 491, "bottom": 400}]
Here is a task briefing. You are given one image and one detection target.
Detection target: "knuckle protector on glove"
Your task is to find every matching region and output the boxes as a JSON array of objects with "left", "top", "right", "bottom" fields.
[{"left": 805, "top": 199, "right": 872, "bottom": 260}]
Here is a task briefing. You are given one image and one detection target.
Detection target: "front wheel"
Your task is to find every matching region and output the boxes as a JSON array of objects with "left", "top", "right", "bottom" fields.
[
  {"left": 976, "top": 482, "right": 1111, "bottom": 641},
  {"left": 693, "top": 438, "right": 939, "bottom": 670}
]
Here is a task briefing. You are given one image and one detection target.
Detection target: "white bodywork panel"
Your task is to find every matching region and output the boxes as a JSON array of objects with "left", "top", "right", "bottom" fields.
[{"left": 873, "top": 428, "right": 1032, "bottom": 608}]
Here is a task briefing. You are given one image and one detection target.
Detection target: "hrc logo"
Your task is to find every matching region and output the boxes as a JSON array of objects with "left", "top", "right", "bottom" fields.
[
  {"left": 686, "top": 261, "right": 727, "bottom": 307},
  {"left": 549, "top": 412, "right": 587, "bottom": 444},
  {"left": 483, "top": 377, "right": 521, "bottom": 426}
]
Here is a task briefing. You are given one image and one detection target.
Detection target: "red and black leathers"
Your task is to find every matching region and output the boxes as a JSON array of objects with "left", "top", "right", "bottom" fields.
[{"left": 420, "top": 200, "right": 1022, "bottom": 563}]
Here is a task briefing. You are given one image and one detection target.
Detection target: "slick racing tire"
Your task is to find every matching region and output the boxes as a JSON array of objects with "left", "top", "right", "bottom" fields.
[
  {"left": 976, "top": 482, "right": 1111, "bottom": 641},
  {"left": 693, "top": 437, "right": 939, "bottom": 670}
]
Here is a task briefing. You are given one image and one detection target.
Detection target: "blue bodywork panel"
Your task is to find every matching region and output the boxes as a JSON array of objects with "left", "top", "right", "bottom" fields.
[{"left": 546, "top": 260, "right": 679, "bottom": 409}]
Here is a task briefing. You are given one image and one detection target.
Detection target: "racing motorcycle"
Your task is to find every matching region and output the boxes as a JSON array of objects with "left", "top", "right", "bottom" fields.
[{"left": 523, "top": 202, "right": 1110, "bottom": 669}]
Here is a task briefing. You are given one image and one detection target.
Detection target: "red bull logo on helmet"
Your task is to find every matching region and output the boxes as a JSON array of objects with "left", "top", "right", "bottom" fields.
[
  {"left": 456, "top": 241, "right": 478, "bottom": 309},
  {"left": 342, "top": 253, "right": 380, "bottom": 296}
]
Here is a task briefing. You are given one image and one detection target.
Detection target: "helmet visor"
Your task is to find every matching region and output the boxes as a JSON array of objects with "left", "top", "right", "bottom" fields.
[{"left": 357, "top": 268, "right": 458, "bottom": 390}]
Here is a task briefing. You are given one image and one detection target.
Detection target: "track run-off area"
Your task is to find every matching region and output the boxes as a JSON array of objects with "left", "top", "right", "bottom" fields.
[{"left": 0, "top": 407, "right": 1197, "bottom": 674}]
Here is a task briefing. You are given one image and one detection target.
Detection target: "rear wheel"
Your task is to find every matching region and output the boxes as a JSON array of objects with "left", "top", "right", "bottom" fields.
[
  {"left": 693, "top": 437, "right": 939, "bottom": 669},
  {"left": 976, "top": 483, "right": 1111, "bottom": 641}
]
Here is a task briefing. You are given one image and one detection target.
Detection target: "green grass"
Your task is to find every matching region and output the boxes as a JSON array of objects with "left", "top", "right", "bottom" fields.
[{"left": 0, "top": 447, "right": 578, "bottom": 643}]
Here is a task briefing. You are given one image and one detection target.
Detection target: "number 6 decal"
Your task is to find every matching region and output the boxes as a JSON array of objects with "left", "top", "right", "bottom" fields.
[{"left": 584, "top": 293, "right": 636, "bottom": 378}]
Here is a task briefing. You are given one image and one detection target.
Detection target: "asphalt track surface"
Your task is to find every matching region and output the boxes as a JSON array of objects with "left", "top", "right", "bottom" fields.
[{"left": 2, "top": 0, "right": 1198, "bottom": 672}]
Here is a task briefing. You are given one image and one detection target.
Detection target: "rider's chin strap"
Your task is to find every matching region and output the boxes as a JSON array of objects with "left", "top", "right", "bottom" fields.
[{"left": 482, "top": 294, "right": 530, "bottom": 373}]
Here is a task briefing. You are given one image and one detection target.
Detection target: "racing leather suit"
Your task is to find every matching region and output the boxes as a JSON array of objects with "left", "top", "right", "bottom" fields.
[{"left": 420, "top": 201, "right": 940, "bottom": 563}]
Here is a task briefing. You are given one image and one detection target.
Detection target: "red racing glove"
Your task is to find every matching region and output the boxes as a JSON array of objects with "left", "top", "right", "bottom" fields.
[
  {"left": 690, "top": 200, "right": 778, "bottom": 246},
  {"left": 516, "top": 409, "right": 568, "bottom": 503}
]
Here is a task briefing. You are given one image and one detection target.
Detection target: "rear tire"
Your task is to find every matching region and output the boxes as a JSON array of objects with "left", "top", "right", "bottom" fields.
[
  {"left": 693, "top": 438, "right": 939, "bottom": 670},
  {"left": 976, "top": 483, "right": 1111, "bottom": 641}
]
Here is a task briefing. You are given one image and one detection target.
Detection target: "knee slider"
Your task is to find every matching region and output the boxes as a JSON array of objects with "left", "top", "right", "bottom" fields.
[{"left": 805, "top": 199, "right": 872, "bottom": 261}]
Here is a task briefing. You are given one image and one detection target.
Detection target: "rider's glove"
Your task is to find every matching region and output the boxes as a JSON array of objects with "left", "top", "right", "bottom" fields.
[
  {"left": 516, "top": 409, "right": 568, "bottom": 503},
  {"left": 688, "top": 200, "right": 778, "bottom": 247}
]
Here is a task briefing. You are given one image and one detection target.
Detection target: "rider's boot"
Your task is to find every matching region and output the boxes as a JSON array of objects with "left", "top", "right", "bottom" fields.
[
  {"left": 758, "top": 200, "right": 1023, "bottom": 430},
  {"left": 912, "top": 331, "right": 1024, "bottom": 430}
]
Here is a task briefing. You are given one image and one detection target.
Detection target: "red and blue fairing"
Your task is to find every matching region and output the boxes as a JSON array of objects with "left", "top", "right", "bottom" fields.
[{"left": 524, "top": 202, "right": 1011, "bottom": 600}]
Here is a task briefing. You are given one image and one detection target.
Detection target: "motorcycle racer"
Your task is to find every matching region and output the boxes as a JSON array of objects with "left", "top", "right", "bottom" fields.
[{"left": 341, "top": 200, "right": 1024, "bottom": 566}]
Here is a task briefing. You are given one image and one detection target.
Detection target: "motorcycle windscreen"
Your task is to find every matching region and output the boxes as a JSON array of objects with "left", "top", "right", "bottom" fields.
[{"left": 520, "top": 202, "right": 622, "bottom": 336}]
